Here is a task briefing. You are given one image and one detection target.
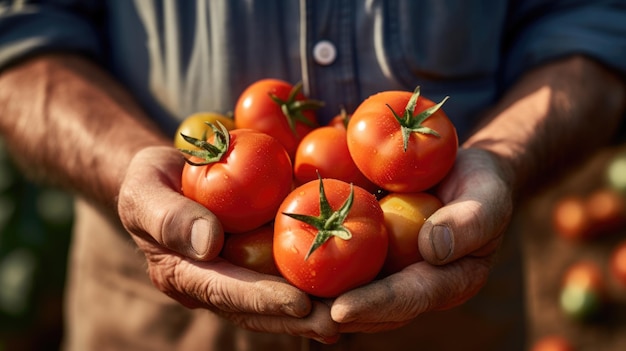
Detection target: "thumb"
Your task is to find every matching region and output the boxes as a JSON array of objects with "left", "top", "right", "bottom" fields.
[
  {"left": 418, "top": 149, "right": 513, "bottom": 265},
  {"left": 419, "top": 199, "right": 502, "bottom": 265},
  {"left": 118, "top": 146, "right": 224, "bottom": 260}
]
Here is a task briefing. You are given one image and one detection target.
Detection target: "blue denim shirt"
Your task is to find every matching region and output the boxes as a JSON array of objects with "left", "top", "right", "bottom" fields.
[{"left": 1, "top": 0, "right": 625, "bottom": 140}]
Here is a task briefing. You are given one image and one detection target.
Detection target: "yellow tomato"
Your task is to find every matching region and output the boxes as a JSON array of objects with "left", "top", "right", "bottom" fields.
[
  {"left": 174, "top": 112, "right": 235, "bottom": 149},
  {"left": 379, "top": 192, "right": 443, "bottom": 275}
]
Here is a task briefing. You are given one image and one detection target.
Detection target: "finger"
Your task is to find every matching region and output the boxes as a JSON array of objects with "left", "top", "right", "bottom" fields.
[
  {"left": 118, "top": 146, "right": 224, "bottom": 261},
  {"left": 418, "top": 198, "right": 506, "bottom": 265},
  {"left": 331, "top": 258, "right": 491, "bottom": 325},
  {"left": 140, "top": 245, "right": 313, "bottom": 318},
  {"left": 419, "top": 149, "right": 513, "bottom": 265},
  {"left": 226, "top": 301, "right": 340, "bottom": 344}
]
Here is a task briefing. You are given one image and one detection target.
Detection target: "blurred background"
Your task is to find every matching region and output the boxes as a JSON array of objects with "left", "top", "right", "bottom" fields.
[
  {"left": 0, "top": 137, "right": 73, "bottom": 351},
  {"left": 522, "top": 140, "right": 626, "bottom": 351}
]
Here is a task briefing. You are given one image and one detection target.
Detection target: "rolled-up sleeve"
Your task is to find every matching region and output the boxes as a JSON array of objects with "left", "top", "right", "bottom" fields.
[
  {"left": 0, "top": 2, "right": 102, "bottom": 70},
  {"left": 504, "top": 0, "right": 626, "bottom": 84}
]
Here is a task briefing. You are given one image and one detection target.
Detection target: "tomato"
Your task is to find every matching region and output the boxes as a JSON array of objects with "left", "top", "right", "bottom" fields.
[
  {"left": 293, "top": 125, "right": 378, "bottom": 193},
  {"left": 221, "top": 223, "right": 280, "bottom": 276},
  {"left": 560, "top": 284, "right": 604, "bottom": 322},
  {"left": 273, "top": 177, "right": 388, "bottom": 298},
  {"left": 552, "top": 195, "right": 591, "bottom": 241},
  {"left": 561, "top": 260, "right": 604, "bottom": 291},
  {"left": 346, "top": 86, "right": 458, "bottom": 193},
  {"left": 610, "top": 239, "right": 626, "bottom": 288},
  {"left": 530, "top": 335, "right": 574, "bottom": 351},
  {"left": 552, "top": 189, "right": 626, "bottom": 241},
  {"left": 378, "top": 192, "right": 443, "bottom": 275},
  {"left": 234, "top": 79, "right": 322, "bottom": 160},
  {"left": 559, "top": 260, "right": 605, "bottom": 321},
  {"left": 174, "top": 112, "right": 235, "bottom": 150},
  {"left": 180, "top": 123, "right": 293, "bottom": 233},
  {"left": 607, "top": 150, "right": 626, "bottom": 193},
  {"left": 585, "top": 187, "right": 626, "bottom": 237},
  {"left": 327, "top": 107, "right": 350, "bottom": 129}
]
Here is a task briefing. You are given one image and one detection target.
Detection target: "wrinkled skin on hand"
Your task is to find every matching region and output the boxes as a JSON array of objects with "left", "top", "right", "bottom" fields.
[
  {"left": 117, "top": 146, "right": 340, "bottom": 343},
  {"left": 330, "top": 148, "right": 513, "bottom": 333}
]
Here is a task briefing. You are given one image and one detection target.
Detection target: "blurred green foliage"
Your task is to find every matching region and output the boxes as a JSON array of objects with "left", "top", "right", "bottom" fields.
[{"left": 0, "top": 138, "right": 74, "bottom": 350}]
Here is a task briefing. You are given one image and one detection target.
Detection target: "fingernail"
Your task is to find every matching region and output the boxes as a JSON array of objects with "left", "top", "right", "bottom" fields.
[
  {"left": 191, "top": 219, "right": 210, "bottom": 256},
  {"left": 431, "top": 225, "right": 452, "bottom": 261}
]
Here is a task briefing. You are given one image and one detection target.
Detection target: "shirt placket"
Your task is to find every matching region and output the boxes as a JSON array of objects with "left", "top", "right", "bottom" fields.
[{"left": 299, "top": 0, "right": 359, "bottom": 124}]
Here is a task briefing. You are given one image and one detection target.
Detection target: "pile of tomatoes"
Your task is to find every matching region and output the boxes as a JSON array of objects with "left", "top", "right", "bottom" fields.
[
  {"left": 175, "top": 78, "right": 458, "bottom": 298},
  {"left": 551, "top": 181, "right": 626, "bottom": 322},
  {"left": 531, "top": 150, "right": 626, "bottom": 351}
]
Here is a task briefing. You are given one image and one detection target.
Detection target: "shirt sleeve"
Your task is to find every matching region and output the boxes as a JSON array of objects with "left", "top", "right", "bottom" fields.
[
  {"left": 504, "top": 0, "right": 626, "bottom": 85},
  {"left": 0, "top": 2, "right": 102, "bottom": 70}
]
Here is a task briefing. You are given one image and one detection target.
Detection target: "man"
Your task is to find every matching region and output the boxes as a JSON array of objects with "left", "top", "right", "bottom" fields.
[{"left": 0, "top": 1, "right": 625, "bottom": 350}]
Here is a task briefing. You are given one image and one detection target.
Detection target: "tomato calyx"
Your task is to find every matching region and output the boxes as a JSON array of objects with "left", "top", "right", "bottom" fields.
[
  {"left": 282, "top": 177, "right": 354, "bottom": 260},
  {"left": 387, "top": 86, "right": 449, "bottom": 151},
  {"left": 178, "top": 121, "right": 230, "bottom": 166},
  {"left": 268, "top": 81, "right": 324, "bottom": 136},
  {"left": 336, "top": 106, "right": 351, "bottom": 128}
]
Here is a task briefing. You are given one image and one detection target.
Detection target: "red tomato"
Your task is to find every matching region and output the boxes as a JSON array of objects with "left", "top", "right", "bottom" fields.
[
  {"left": 234, "top": 79, "right": 322, "bottom": 160},
  {"left": 379, "top": 192, "right": 443, "bottom": 275},
  {"left": 221, "top": 223, "right": 280, "bottom": 276},
  {"left": 346, "top": 86, "right": 458, "bottom": 193},
  {"left": 293, "top": 125, "right": 378, "bottom": 193},
  {"left": 327, "top": 107, "right": 350, "bottom": 129},
  {"left": 531, "top": 335, "right": 574, "bottom": 351},
  {"left": 181, "top": 124, "right": 293, "bottom": 233},
  {"left": 561, "top": 260, "right": 604, "bottom": 291},
  {"left": 610, "top": 240, "right": 626, "bottom": 288},
  {"left": 585, "top": 187, "right": 626, "bottom": 237},
  {"left": 552, "top": 195, "right": 591, "bottom": 241},
  {"left": 273, "top": 178, "right": 388, "bottom": 298}
]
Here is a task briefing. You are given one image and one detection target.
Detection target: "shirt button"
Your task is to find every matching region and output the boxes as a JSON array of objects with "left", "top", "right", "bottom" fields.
[{"left": 313, "top": 40, "right": 337, "bottom": 66}]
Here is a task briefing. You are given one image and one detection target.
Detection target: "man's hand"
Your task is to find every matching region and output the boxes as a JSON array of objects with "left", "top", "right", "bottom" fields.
[
  {"left": 117, "top": 146, "right": 340, "bottom": 343},
  {"left": 328, "top": 56, "right": 626, "bottom": 334},
  {"left": 330, "top": 148, "right": 513, "bottom": 333}
]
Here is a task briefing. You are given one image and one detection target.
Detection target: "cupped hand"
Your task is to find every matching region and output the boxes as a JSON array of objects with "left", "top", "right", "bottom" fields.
[
  {"left": 330, "top": 147, "right": 514, "bottom": 333},
  {"left": 117, "top": 146, "right": 339, "bottom": 343}
]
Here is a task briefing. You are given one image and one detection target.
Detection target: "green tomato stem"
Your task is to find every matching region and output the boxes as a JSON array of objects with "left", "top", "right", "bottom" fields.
[
  {"left": 387, "top": 86, "right": 449, "bottom": 152},
  {"left": 268, "top": 81, "right": 324, "bottom": 136},
  {"left": 178, "top": 121, "right": 230, "bottom": 166},
  {"left": 282, "top": 176, "right": 353, "bottom": 260}
]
